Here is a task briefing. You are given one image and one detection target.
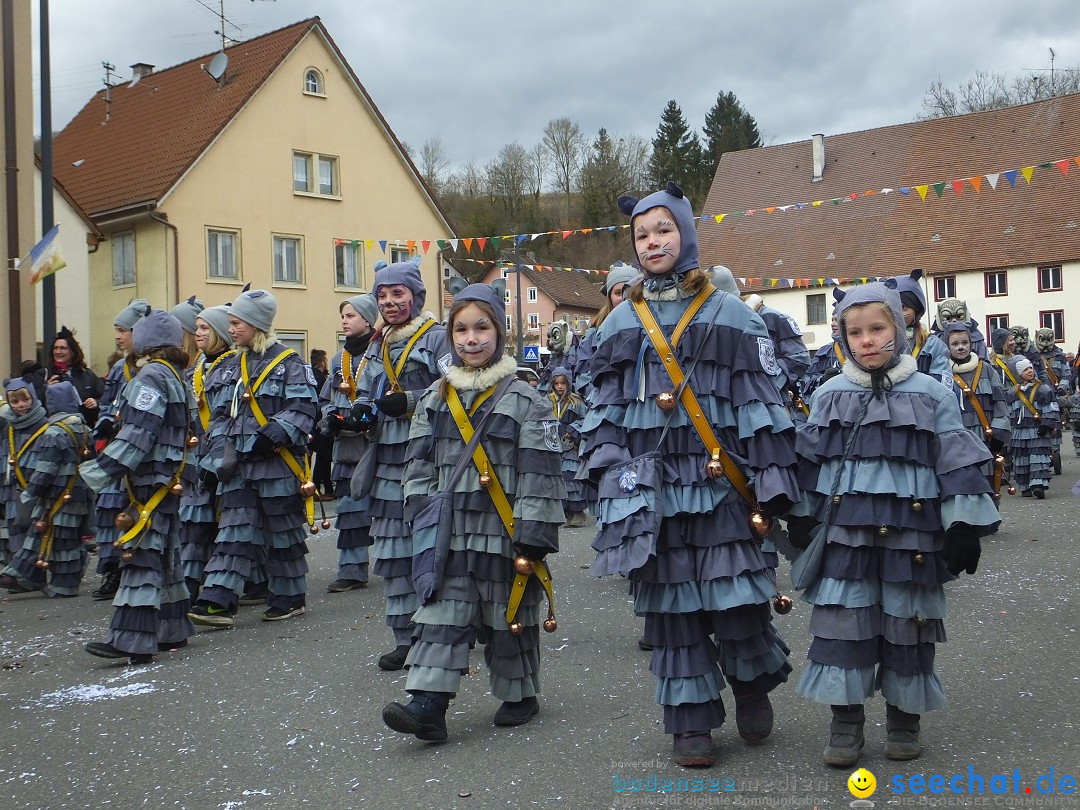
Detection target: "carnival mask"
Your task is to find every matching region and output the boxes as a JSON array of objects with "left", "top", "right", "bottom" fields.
[
  {"left": 1035, "top": 327, "right": 1056, "bottom": 352},
  {"left": 548, "top": 320, "right": 570, "bottom": 355},
  {"left": 1010, "top": 325, "right": 1030, "bottom": 352},
  {"left": 935, "top": 298, "right": 968, "bottom": 330}
]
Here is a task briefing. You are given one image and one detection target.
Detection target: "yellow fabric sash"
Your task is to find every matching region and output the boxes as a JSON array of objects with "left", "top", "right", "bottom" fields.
[
  {"left": 995, "top": 356, "right": 1018, "bottom": 386},
  {"left": 833, "top": 343, "right": 846, "bottom": 366},
  {"left": 1014, "top": 380, "right": 1042, "bottom": 419},
  {"left": 339, "top": 349, "right": 368, "bottom": 403},
  {"left": 630, "top": 288, "right": 760, "bottom": 510},
  {"left": 549, "top": 393, "right": 568, "bottom": 420},
  {"left": 193, "top": 350, "right": 235, "bottom": 431},
  {"left": 381, "top": 319, "right": 435, "bottom": 394},
  {"left": 445, "top": 383, "right": 513, "bottom": 539},
  {"left": 953, "top": 361, "right": 992, "bottom": 436},
  {"left": 9, "top": 423, "right": 50, "bottom": 489},
  {"left": 240, "top": 349, "right": 314, "bottom": 529},
  {"left": 33, "top": 420, "right": 83, "bottom": 564}
]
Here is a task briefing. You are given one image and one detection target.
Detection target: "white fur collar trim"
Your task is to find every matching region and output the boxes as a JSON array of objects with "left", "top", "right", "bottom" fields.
[
  {"left": 444, "top": 354, "right": 517, "bottom": 391},
  {"left": 385, "top": 312, "right": 435, "bottom": 345},
  {"left": 642, "top": 286, "right": 690, "bottom": 302},
  {"left": 842, "top": 353, "right": 917, "bottom": 388},
  {"left": 951, "top": 355, "right": 979, "bottom": 374}
]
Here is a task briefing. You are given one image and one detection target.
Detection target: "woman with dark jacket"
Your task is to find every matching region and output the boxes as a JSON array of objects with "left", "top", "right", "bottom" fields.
[{"left": 32, "top": 327, "right": 105, "bottom": 428}]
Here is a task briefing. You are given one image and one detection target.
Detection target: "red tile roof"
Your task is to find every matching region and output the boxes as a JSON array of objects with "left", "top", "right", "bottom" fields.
[
  {"left": 516, "top": 265, "right": 607, "bottom": 311},
  {"left": 53, "top": 19, "right": 319, "bottom": 218},
  {"left": 699, "top": 94, "right": 1080, "bottom": 281}
]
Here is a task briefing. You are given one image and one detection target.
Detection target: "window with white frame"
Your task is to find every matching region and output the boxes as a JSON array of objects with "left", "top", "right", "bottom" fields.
[
  {"left": 207, "top": 228, "right": 239, "bottom": 280},
  {"left": 112, "top": 230, "right": 135, "bottom": 287},
  {"left": 273, "top": 235, "right": 304, "bottom": 284},
  {"left": 527, "top": 313, "right": 539, "bottom": 330},
  {"left": 984, "top": 271, "right": 1007, "bottom": 297},
  {"left": 527, "top": 287, "right": 538, "bottom": 303},
  {"left": 335, "top": 241, "right": 361, "bottom": 288},
  {"left": 504, "top": 289, "right": 511, "bottom": 304},
  {"left": 1040, "top": 310, "right": 1065, "bottom": 342},
  {"left": 505, "top": 316, "right": 512, "bottom": 331},
  {"left": 1038, "top": 265, "right": 1062, "bottom": 292},
  {"left": 806, "top": 293, "right": 826, "bottom": 325},
  {"left": 303, "top": 68, "right": 324, "bottom": 95},
  {"left": 986, "top": 314, "right": 1009, "bottom": 336},
  {"left": 389, "top": 246, "right": 409, "bottom": 264},
  {"left": 293, "top": 151, "right": 339, "bottom": 196},
  {"left": 276, "top": 331, "right": 307, "bottom": 358},
  {"left": 934, "top": 275, "right": 956, "bottom": 301}
]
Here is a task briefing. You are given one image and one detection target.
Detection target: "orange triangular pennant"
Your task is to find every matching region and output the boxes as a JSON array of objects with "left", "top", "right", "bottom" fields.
[
  {"left": 407, "top": 240, "right": 416, "bottom": 254},
  {"left": 765, "top": 207, "right": 775, "bottom": 214},
  {"left": 462, "top": 238, "right": 474, "bottom": 252},
  {"left": 969, "top": 176, "right": 982, "bottom": 192}
]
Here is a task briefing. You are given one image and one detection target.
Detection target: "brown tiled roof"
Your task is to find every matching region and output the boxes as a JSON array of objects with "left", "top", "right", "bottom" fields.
[
  {"left": 53, "top": 19, "right": 319, "bottom": 218},
  {"left": 699, "top": 94, "right": 1080, "bottom": 281},
  {"left": 517, "top": 265, "right": 606, "bottom": 311}
]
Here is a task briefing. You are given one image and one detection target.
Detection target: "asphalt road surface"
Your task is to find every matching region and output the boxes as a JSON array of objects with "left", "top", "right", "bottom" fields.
[{"left": 1, "top": 454, "right": 1078, "bottom": 809}]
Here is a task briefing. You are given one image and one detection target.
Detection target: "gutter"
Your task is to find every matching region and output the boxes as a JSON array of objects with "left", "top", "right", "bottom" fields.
[{"left": 148, "top": 209, "right": 178, "bottom": 308}]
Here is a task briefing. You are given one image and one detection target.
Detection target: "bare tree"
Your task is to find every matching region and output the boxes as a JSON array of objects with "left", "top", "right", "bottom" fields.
[
  {"left": 486, "top": 142, "right": 531, "bottom": 220},
  {"left": 419, "top": 137, "right": 451, "bottom": 195},
  {"left": 920, "top": 65, "right": 1080, "bottom": 118},
  {"left": 543, "top": 118, "right": 586, "bottom": 199},
  {"left": 528, "top": 142, "right": 547, "bottom": 208}
]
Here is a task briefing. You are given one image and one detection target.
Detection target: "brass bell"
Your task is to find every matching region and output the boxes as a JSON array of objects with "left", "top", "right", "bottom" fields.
[
  {"left": 832, "top": 495, "right": 842, "bottom": 505},
  {"left": 35, "top": 559, "right": 48, "bottom": 569},
  {"left": 479, "top": 469, "right": 492, "bottom": 489},
  {"left": 912, "top": 500, "right": 923, "bottom": 512},
  {"left": 240, "top": 390, "right": 252, "bottom": 403},
  {"left": 1007, "top": 485, "right": 1017, "bottom": 495},
  {"left": 877, "top": 525, "right": 889, "bottom": 537},
  {"left": 113, "top": 539, "right": 125, "bottom": 550},
  {"left": 705, "top": 449, "right": 724, "bottom": 479},
  {"left": 995, "top": 454, "right": 1006, "bottom": 466},
  {"left": 772, "top": 594, "right": 793, "bottom": 615},
  {"left": 170, "top": 483, "right": 184, "bottom": 497},
  {"left": 115, "top": 511, "right": 135, "bottom": 530},
  {"left": 33, "top": 519, "right": 47, "bottom": 532},
  {"left": 338, "top": 381, "right": 352, "bottom": 394},
  {"left": 6, "top": 456, "right": 12, "bottom": 466},
  {"left": 309, "top": 524, "right": 320, "bottom": 535},
  {"left": 121, "top": 550, "right": 134, "bottom": 562},
  {"left": 749, "top": 510, "right": 773, "bottom": 539},
  {"left": 321, "top": 518, "right": 332, "bottom": 530},
  {"left": 913, "top": 552, "right": 925, "bottom": 564},
  {"left": 508, "top": 621, "right": 524, "bottom": 635},
  {"left": 299, "top": 480, "right": 318, "bottom": 498},
  {"left": 514, "top": 556, "right": 533, "bottom": 575},
  {"left": 1034, "top": 413, "right": 1042, "bottom": 422},
  {"left": 81, "top": 447, "right": 92, "bottom": 459},
  {"left": 62, "top": 493, "right": 73, "bottom": 503},
  {"left": 543, "top": 616, "right": 558, "bottom": 633},
  {"left": 984, "top": 427, "right": 994, "bottom": 440},
  {"left": 187, "top": 435, "right": 200, "bottom": 447},
  {"left": 913, "top": 616, "right": 929, "bottom": 628},
  {"left": 655, "top": 391, "right": 677, "bottom": 412}
]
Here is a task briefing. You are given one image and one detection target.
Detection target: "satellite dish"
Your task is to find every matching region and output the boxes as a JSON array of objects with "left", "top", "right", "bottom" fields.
[{"left": 207, "top": 52, "right": 228, "bottom": 81}]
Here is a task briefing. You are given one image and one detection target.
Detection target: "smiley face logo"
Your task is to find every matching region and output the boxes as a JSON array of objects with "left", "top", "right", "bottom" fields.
[{"left": 848, "top": 768, "right": 876, "bottom": 798}]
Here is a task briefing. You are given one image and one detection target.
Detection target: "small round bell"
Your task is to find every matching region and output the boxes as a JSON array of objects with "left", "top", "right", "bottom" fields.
[
  {"left": 913, "top": 616, "right": 929, "bottom": 628},
  {"left": 984, "top": 427, "right": 994, "bottom": 440},
  {"left": 832, "top": 495, "right": 842, "bottom": 506},
  {"left": 912, "top": 500, "right": 923, "bottom": 512},
  {"left": 1034, "top": 413, "right": 1042, "bottom": 422},
  {"left": 1007, "top": 485, "right": 1017, "bottom": 495},
  {"left": 514, "top": 556, "right": 533, "bottom": 575},
  {"left": 321, "top": 518, "right": 332, "bottom": 530},
  {"left": 877, "top": 525, "right": 889, "bottom": 537},
  {"left": 338, "top": 381, "right": 352, "bottom": 394},
  {"left": 309, "top": 524, "right": 320, "bottom": 535},
  {"left": 705, "top": 450, "right": 723, "bottom": 480},
  {"left": 187, "top": 435, "right": 200, "bottom": 447},
  {"left": 995, "top": 454, "right": 1006, "bottom": 466},
  {"left": 6, "top": 456, "right": 13, "bottom": 466},
  {"left": 115, "top": 511, "right": 135, "bottom": 530},
  {"left": 33, "top": 519, "right": 47, "bottom": 532},
  {"left": 62, "top": 493, "right": 73, "bottom": 503},
  {"left": 913, "top": 552, "right": 925, "bottom": 564},
  {"left": 35, "top": 559, "right": 48, "bottom": 569},
  {"left": 479, "top": 470, "right": 492, "bottom": 489},
  {"left": 121, "top": 550, "right": 134, "bottom": 562},
  {"left": 543, "top": 616, "right": 558, "bottom": 633},
  {"left": 773, "top": 594, "right": 793, "bottom": 615},
  {"left": 299, "top": 481, "right": 318, "bottom": 498},
  {"left": 81, "top": 447, "right": 92, "bottom": 459},
  {"left": 240, "top": 390, "right": 252, "bottom": 403},
  {"left": 508, "top": 621, "right": 524, "bottom": 635},
  {"left": 748, "top": 510, "right": 773, "bottom": 539},
  {"left": 113, "top": 539, "right": 125, "bottom": 550},
  {"left": 170, "top": 483, "right": 184, "bottom": 497},
  {"left": 655, "top": 391, "right": 677, "bottom": 412}
]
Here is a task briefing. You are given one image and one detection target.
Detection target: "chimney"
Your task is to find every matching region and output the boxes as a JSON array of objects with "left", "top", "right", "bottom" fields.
[
  {"left": 811, "top": 134, "right": 825, "bottom": 182},
  {"left": 130, "top": 63, "right": 154, "bottom": 81}
]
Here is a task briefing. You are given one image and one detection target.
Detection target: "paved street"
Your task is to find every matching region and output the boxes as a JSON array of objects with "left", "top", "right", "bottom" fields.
[{"left": 1, "top": 454, "right": 1078, "bottom": 810}]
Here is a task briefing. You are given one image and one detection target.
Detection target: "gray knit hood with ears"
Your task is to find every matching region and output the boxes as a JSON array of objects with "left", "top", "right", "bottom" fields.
[
  {"left": 835, "top": 281, "right": 906, "bottom": 372},
  {"left": 617, "top": 181, "right": 699, "bottom": 277}
]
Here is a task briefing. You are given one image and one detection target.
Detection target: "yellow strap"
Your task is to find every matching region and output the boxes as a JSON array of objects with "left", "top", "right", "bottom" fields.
[
  {"left": 339, "top": 349, "right": 368, "bottom": 403},
  {"left": 10, "top": 423, "right": 50, "bottom": 490},
  {"left": 33, "top": 420, "right": 83, "bottom": 562},
  {"left": 1014, "top": 380, "right": 1042, "bottom": 418},
  {"left": 631, "top": 292, "right": 759, "bottom": 509},
  {"left": 1045, "top": 363, "right": 1059, "bottom": 387},
  {"left": 505, "top": 558, "right": 555, "bottom": 628},
  {"left": 446, "top": 383, "right": 514, "bottom": 539},
  {"left": 240, "top": 348, "right": 314, "bottom": 528},
  {"left": 953, "top": 362, "right": 992, "bottom": 435},
  {"left": 549, "top": 393, "right": 568, "bottom": 420},
  {"left": 833, "top": 343, "right": 846, "bottom": 366},
  {"left": 995, "top": 356, "right": 1018, "bottom": 386},
  {"left": 381, "top": 319, "right": 435, "bottom": 393},
  {"left": 194, "top": 350, "right": 235, "bottom": 431}
]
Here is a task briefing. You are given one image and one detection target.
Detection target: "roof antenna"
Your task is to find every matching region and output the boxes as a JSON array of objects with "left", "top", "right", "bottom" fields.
[{"left": 102, "top": 61, "right": 116, "bottom": 123}]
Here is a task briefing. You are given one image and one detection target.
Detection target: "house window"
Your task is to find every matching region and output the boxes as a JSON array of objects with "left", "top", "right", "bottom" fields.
[
  {"left": 984, "top": 271, "right": 1008, "bottom": 297},
  {"left": 934, "top": 275, "right": 956, "bottom": 301},
  {"left": 504, "top": 289, "right": 512, "bottom": 304},
  {"left": 303, "top": 68, "right": 324, "bottom": 95},
  {"left": 528, "top": 313, "right": 539, "bottom": 330},
  {"left": 1038, "top": 265, "right": 1062, "bottom": 292},
  {"left": 389, "top": 246, "right": 409, "bottom": 264},
  {"left": 806, "top": 293, "right": 826, "bottom": 325},
  {"left": 527, "top": 287, "right": 538, "bottom": 303},
  {"left": 335, "top": 241, "right": 361, "bottom": 288},
  {"left": 207, "top": 228, "right": 239, "bottom": 280},
  {"left": 111, "top": 230, "right": 135, "bottom": 287},
  {"left": 276, "top": 331, "right": 307, "bottom": 358},
  {"left": 293, "top": 152, "right": 339, "bottom": 196},
  {"left": 273, "top": 235, "right": 304, "bottom": 284},
  {"left": 986, "top": 314, "right": 1009, "bottom": 336},
  {"left": 1040, "top": 310, "right": 1065, "bottom": 342},
  {"left": 505, "top": 316, "right": 512, "bottom": 331}
]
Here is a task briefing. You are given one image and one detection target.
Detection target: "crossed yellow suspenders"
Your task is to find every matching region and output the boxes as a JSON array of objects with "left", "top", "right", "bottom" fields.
[
  {"left": 29, "top": 420, "right": 84, "bottom": 569},
  {"left": 193, "top": 350, "right": 235, "bottom": 431},
  {"left": 444, "top": 383, "right": 556, "bottom": 634},
  {"left": 338, "top": 350, "right": 368, "bottom": 403},
  {"left": 239, "top": 349, "right": 317, "bottom": 532},
  {"left": 953, "top": 361, "right": 1005, "bottom": 497},
  {"left": 381, "top": 320, "right": 435, "bottom": 393}
]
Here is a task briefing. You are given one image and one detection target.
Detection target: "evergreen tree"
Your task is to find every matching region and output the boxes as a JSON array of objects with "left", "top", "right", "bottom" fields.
[
  {"left": 648, "top": 100, "right": 706, "bottom": 205},
  {"left": 702, "top": 91, "right": 762, "bottom": 181}
]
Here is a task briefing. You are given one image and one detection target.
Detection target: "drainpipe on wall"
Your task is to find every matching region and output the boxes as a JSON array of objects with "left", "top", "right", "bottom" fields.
[
  {"left": 3, "top": 0, "right": 23, "bottom": 372},
  {"left": 148, "top": 209, "right": 178, "bottom": 308}
]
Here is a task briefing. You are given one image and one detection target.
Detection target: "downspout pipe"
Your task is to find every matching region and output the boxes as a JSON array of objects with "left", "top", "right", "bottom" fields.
[
  {"left": 148, "top": 209, "right": 178, "bottom": 308},
  {"left": 3, "top": 0, "right": 23, "bottom": 373}
]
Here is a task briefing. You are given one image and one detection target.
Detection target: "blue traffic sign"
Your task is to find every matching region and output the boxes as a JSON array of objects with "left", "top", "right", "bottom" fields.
[{"left": 523, "top": 346, "right": 540, "bottom": 363}]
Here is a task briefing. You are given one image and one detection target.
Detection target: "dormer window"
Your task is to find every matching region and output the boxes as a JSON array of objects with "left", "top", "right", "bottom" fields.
[{"left": 304, "top": 68, "right": 324, "bottom": 95}]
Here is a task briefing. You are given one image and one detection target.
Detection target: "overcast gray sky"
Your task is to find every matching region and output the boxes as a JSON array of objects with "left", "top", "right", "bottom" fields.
[{"left": 33, "top": 0, "right": 1080, "bottom": 185}]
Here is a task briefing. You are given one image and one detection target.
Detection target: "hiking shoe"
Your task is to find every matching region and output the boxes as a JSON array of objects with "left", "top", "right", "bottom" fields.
[
  {"left": 238, "top": 584, "right": 270, "bottom": 606},
  {"left": 1032, "top": 486, "right": 1046, "bottom": 500},
  {"left": 638, "top": 637, "right": 654, "bottom": 651},
  {"left": 884, "top": 704, "right": 923, "bottom": 760},
  {"left": 0, "top": 574, "right": 37, "bottom": 594},
  {"left": 823, "top": 704, "right": 865, "bottom": 767},
  {"left": 188, "top": 601, "right": 237, "bottom": 628},
  {"left": 494, "top": 696, "right": 539, "bottom": 726},
  {"left": 382, "top": 692, "right": 449, "bottom": 742},
  {"left": 85, "top": 641, "right": 153, "bottom": 665},
  {"left": 734, "top": 692, "right": 774, "bottom": 745},
  {"left": 673, "top": 732, "right": 714, "bottom": 767},
  {"left": 260, "top": 605, "right": 305, "bottom": 622},
  {"left": 378, "top": 644, "right": 411, "bottom": 671},
  {"left": 91, "top": 569, "right": 121, "bottom": 600},
  {"left": 326, "top": 578, "right": 367, "bottom": 593}
]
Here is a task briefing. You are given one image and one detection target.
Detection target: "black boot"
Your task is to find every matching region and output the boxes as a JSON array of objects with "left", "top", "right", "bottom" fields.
[
  {"left": 729, "top": 678, "right": 774, "bottom": 745},
  {"left": 493, "top": 696, "right": 539, "bottom": 726},
  {"left": 382, "top": 690, "right": 450, "bottom": 741},
  {"left": 378, "top": 644, "right": 410, "bottom": 671},
  {"left": 91, "top": 569, "right": 121, "bottom": 601},
  {"left": 884, "top": 703, "right": 922, "bottom": 760},
  {"left": 823, "top": 704, "right": 865, "bottom": 767}
]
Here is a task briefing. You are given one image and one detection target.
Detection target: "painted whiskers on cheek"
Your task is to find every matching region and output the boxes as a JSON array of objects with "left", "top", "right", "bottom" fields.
[{"left": 881, "top": 339, "right": 895, "bottom": 353}]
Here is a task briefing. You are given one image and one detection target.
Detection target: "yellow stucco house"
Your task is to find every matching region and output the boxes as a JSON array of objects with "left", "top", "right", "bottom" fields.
[{"left": 53, "top": 17, "right": 454, "bottom": 372}]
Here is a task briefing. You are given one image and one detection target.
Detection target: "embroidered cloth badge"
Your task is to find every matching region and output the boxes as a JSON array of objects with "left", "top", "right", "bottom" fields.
[
  {"left": 757, "top": 337, "right": 780, "bottom": 375},
  {"left": 543, "top": 420, "right": 562, "bottom": 452},
  {"left": 132, "top": 386, "right": 160, "bottom": 412}
]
